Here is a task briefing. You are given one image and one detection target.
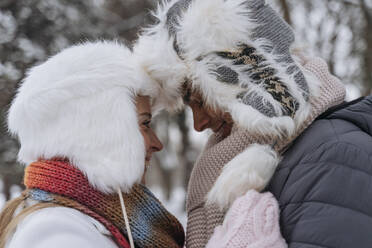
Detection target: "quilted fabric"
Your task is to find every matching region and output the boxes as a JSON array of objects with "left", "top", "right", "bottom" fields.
[{"left": 267, "top": 96, "right": 372, "bottom": 247}]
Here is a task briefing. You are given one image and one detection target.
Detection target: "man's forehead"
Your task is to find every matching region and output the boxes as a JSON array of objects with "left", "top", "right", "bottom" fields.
[{"left": 182, "top": 83, "right": 203, "bottom": 103}]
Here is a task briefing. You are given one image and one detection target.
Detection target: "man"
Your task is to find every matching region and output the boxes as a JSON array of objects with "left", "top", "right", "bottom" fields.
[{"left": 134, "top": 0, "right": 372, "bottom": 247}]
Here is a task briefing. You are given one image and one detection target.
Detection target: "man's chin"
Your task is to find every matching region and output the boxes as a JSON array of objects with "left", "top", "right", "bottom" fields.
[
  {"left": 219, "top": 123, "right": 232, "bottom": 138},
  {"left": 212, "top": 122, "right": 224, "bottom": 133},
  {"left": 222, "top": 126, "right": 232, "bottom": 137},
  {"left": 213, "top": 122, "right": 231, "bottom": 137}
]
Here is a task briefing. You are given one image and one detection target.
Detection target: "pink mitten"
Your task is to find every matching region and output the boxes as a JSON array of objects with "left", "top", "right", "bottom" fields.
[{"left": 206, "top": 190, "right": 287, "bottom": 248}]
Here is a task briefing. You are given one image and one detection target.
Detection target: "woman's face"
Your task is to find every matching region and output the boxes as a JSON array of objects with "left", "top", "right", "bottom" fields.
[{"left": 136, "top": 95, "right": 163, "bottom": 181}]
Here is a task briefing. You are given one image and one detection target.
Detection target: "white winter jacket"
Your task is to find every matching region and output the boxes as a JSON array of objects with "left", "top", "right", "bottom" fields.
[{"left": 6, "top": 207, "right": 118, "bottom": 248}]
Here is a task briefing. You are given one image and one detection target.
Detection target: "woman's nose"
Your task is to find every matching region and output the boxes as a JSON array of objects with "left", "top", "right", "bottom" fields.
[{"left": 150, "top": 131, "right": 163, "bottom": 152}]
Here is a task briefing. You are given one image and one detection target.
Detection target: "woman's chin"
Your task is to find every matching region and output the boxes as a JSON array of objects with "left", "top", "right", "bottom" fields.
[
  {"left": 145, "top": 154, "right": 152, "bottom": 161},
  {"left": 141, "top": 160, "right": 151, "bottom": 184}
]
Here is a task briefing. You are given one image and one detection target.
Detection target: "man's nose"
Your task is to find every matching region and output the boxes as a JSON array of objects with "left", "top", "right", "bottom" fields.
[{"left": 193, "top": 111, "right": 210, "bottom": 132}]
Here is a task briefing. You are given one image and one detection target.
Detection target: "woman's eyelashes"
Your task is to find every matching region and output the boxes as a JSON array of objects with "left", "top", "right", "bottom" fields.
[{"left": 142, "top": 120, "right": 151, "bottom": 128}]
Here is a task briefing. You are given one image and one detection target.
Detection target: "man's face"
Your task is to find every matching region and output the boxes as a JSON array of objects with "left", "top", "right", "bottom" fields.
[{"left": 183, "top": 84, "right": 233, "bottom": 138}]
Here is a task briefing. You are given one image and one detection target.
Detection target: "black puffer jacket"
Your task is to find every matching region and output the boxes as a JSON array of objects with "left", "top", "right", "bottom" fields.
[{"left": 268, "top": 96, "right": 372, "bottom": 248}]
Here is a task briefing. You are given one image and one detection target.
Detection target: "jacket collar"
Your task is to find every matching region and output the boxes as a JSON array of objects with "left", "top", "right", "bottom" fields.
[{"left": 321, "top": 96, "right": 372, "bottom": 136}]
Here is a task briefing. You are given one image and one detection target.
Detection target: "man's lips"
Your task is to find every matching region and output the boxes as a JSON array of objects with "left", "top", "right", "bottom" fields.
[{"left": 212, "top": 121, "right": 225, "bottom": 133}]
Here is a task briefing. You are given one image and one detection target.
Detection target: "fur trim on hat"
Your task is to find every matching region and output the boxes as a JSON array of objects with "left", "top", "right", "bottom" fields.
[
  {"left": 177, "top": 0, "right": 258, "bottom": 60},
  {"left": 133, "top": 0, "right": 187, "bottom": 112},
  {"left": 8, "top": 41, "right": 159, "bottom": 194},
  {"left": 206, "top": 144, "right": 280, "bottom": 210}
]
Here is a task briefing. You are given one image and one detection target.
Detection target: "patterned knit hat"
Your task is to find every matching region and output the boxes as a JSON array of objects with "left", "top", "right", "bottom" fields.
[
  {"left": 134, "top": 0, "right": 339, "bottom": 210},
  {"left": 134, "top": 0, "right": 320, "bottom": 135},
  {"left": 8, "top": 41, "right": 163, "bottom": 194}
]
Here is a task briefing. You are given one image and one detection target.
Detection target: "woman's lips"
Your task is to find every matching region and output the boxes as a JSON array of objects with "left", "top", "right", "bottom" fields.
[{"left": 145, "top": 154, "right": 152, "bottom": 161}]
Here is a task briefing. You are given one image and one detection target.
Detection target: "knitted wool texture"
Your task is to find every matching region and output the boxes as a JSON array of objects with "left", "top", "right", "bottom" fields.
[
  {"left": 24, "top": 159, "right": 185, "bottom": 248},
  {"left": 185, "top": 57, "right": 346, "bottom": 248},
  {"left": 206, "top": 190, "right": 287, "bottom": 248}
]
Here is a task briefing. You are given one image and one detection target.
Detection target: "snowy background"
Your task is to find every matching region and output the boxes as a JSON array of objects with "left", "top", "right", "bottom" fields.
[{"left": 0, "top": 0, "right": 371, "bottom": 227}]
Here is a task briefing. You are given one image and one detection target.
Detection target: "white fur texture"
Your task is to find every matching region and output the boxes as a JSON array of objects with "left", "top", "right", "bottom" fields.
[
  {"left": 8, "top": 41, "right": 159, "bottom": 194},
  {"left": 206, "top": 144, "right": 280, "bottom": 210},
  {"left": 177, "top": 0, "right": 258, "bottom": 60},
  {"left": 133, "top": 0, "right": 187, "bottom": 112},
  {"left": 229, "top": 103, "right": 296, "bottom": 136}
]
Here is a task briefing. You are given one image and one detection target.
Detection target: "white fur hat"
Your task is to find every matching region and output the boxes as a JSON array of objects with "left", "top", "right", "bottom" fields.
[{"left": 8, "top": 41, "right": 160, "bottom": 194}]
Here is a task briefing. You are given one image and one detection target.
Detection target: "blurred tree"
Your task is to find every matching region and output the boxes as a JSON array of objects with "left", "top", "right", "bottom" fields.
[
  {"left": 103, "top": 0, "right": 157, "bottom": 41},
  {"left": 273, "top": 0, "right": 371, "bottom": 97},
  {"left": 359, "top": 0, "right": 372, "bottom": 94},
  {"left": 278, "top": 0, "right": 292, "bottom": 25}
]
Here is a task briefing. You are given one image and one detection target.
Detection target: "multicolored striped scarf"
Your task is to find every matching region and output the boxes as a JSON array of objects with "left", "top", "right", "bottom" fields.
[{"left": 23, "top": 159, "right": 185, "bottom": 248}]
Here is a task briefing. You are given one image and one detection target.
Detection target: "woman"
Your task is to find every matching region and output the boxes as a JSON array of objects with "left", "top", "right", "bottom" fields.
[{"left": 0, "top": 41, "right": 184, "bottom": 248}]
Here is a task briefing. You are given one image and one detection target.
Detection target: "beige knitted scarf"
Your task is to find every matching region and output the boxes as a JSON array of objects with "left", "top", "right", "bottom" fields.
[{"left": 185, "top": 57, "right": 346, "bottom": 248}]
